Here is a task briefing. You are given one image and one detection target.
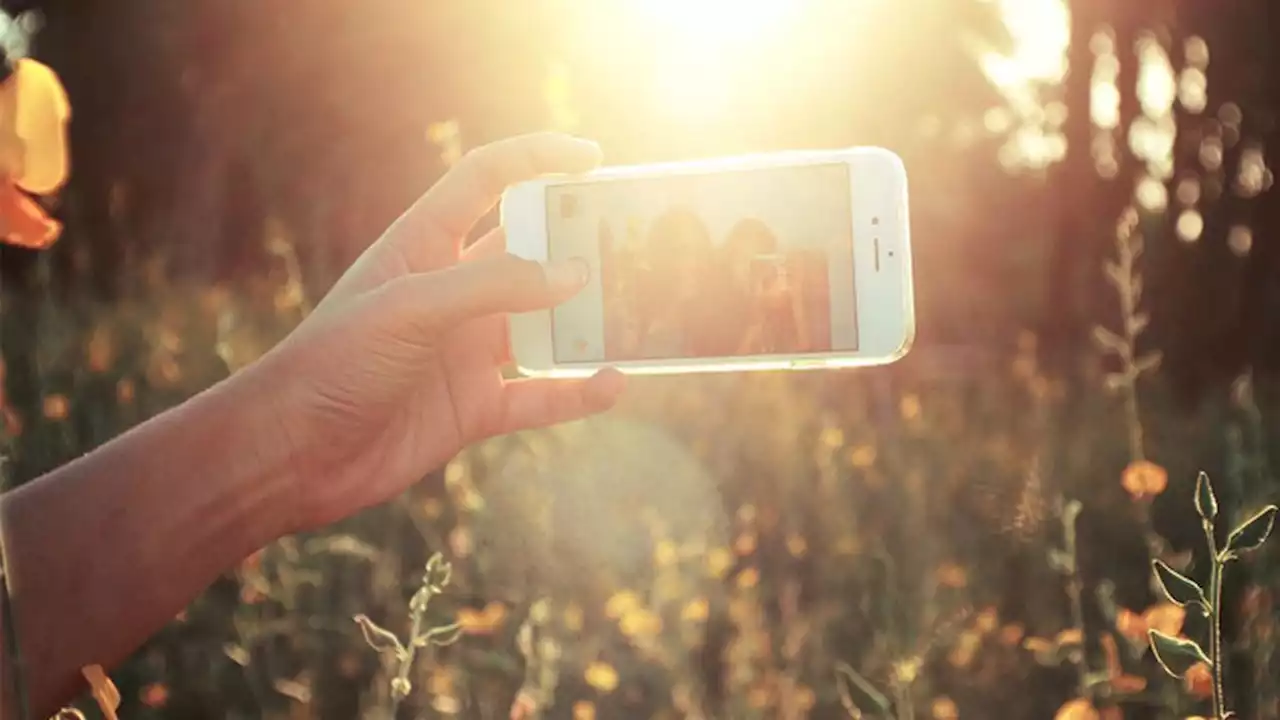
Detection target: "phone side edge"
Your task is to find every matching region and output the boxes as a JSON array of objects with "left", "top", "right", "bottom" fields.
[
  {"left": 500, "top": 180, "right": 556, "bottom": 376},
  {"left": 848, "top": 147, "right": 916, "bottom": 362}
]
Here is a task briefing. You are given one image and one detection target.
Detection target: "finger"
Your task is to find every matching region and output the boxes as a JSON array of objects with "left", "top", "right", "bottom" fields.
[
  {"left": 460, "top": 228, "right": 514, "bottom": 361},
  {"left": 462, "top": 226, "right": 507, "bottom": 262},
  {"left": 388, "top": 132, "right": 602, "bottom": 270},
  {"left": 373, "top": 253, "right": 590, "bottom": 340},
  {"left": 497, "top": 369, "right": 626, "bottom": 435}
]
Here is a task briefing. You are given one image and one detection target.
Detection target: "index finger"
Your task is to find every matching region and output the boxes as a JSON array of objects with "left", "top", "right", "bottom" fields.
[{"left": 389, "top": 132, "right": 603, "bottom": 271}]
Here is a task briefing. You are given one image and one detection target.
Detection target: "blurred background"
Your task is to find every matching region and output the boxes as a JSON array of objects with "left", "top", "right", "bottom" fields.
[{"left": 2, "top": 0, "right": 1279, "bottom": 718}]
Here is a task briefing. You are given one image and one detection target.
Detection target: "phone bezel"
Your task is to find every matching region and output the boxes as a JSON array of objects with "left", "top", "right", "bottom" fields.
[{"left": 501, "top": 147, "right": 915, "bottom": 377}]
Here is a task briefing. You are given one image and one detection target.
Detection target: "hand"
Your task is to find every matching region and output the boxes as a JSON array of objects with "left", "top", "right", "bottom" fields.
[{"left": 246, "top": 133, "right": 625, "bottom": 531}]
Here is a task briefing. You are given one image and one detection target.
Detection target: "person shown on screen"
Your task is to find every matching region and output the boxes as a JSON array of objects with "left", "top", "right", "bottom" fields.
[
  {"left": 633, "top": 206, "right": 713, "bottom": 359},
  {"left": 683, "top": 217, "right": 770, "bottom": 357},
  {"left": 754, "top": 255, "right": 807, "bottom": 353}
]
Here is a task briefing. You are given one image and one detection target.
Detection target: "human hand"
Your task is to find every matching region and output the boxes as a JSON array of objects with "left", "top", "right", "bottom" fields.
[{"left": 245, "top": 132, "right": 625, "bottom": 531}]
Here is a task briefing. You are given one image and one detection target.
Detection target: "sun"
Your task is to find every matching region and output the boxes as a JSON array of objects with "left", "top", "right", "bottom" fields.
[
  {"left": 629, "top": 0, "right": 795, "bottom": 120},
  {"left": 633, "top": 0, "right": 791, "bottom": 45}
]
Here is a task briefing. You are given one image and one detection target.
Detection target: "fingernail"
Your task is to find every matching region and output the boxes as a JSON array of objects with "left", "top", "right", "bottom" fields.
[{"left": 544, "top": 257, "right": 590, "bottom": 291}]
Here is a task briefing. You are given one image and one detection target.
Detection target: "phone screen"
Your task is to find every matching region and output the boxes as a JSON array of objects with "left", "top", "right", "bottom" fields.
[{"left": 546, "top": 163, "right": 857, "bottom": 363}]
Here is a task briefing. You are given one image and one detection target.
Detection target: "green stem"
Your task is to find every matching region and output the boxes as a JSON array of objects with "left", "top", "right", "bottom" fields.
[
  {"left": 1062, "top": 501, "right": 1090, "bottom": 697},
  {"left": 391, "top": 594, "right": 428, "bottom": 720},
  {"left": 1205, "top": 519, "right": 1225, "bottom": 720}
]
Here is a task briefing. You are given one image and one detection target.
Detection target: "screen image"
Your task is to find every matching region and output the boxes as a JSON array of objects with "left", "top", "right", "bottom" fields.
[{"left": 547, "top": 163, "right": 857, "bottom": 363}]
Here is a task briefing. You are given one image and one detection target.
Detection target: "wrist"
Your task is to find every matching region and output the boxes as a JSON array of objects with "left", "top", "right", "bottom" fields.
[{"left": 206, "top": 360, "right": 306, "bottom": 539}]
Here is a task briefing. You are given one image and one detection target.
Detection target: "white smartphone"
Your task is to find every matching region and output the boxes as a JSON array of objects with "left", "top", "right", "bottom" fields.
[{"left": 500, "top": 147, "right": 915, "bottom": 377}]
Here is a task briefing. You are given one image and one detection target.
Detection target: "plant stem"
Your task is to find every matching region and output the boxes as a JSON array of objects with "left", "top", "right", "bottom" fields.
[
  {"left": 1204, "top": 518, "right": 1225, "bottom": 720},
  {"left": 1061, "top": 500, "right": 1090, "bottom": 697},
  {"left": 390, "top": 595, "right": 428, "bottom": 720}
]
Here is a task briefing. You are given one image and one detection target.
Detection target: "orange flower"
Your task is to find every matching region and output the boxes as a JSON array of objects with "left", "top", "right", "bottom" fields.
[
  {"left": 849, "top": 444, "right": 878, "bottom": 468},
  {"left": 934, "top": 562, "right": 968, "bottom": 589},
  {"left": 1121, "top": 460, "right": 1168, "bottom": 500},
  {"left": 999, "top": 623, "right": 1026, "bottom": 646},
  {"left": 1183, "top": 662, "right": 1213, "bottom": 699},
  {"left": 458, "top": 602, "right": 508, "bottom": 636},
  {"left": 1055, "top": 698, "right": 1100, "bottom": 720},
  {"left": 1023, "top": 636, "right": 1054, "bottom": 658},
  {"left": 140, "top": 683, "right": 168, "bottom": 708},
  {"left": 573, "top": 700, "right": 596, "bottom": 720},
  {"left": 975, "top": 607, "right": 1000, "bottom": 634},
  {"left": 1142, "top": 603, "right": 1185, "bottom": 638},
  {"left": 1101, "top": 633, "right": 1122, "bottom": 677},
  {"left": 42, "top": 394, "right": 69, "bottom": 420},
  {"left": 116, "top": 378, "right": 135, "bottom": 404},
  {"left": 1115, "top": 608, "right": 1147, "bottom": 642},
  {"left": 931, "top": 696, "right": 959, "bottom": 720}
]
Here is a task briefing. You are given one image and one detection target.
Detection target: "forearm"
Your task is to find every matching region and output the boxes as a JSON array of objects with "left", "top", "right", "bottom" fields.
[{"left": 0, "top": 368, "right": 297, "bottom": 717}]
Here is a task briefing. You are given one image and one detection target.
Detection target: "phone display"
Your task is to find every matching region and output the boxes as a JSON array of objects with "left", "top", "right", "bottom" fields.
[{"left": 545, "top": 164, "right": 856, "bottom": 364}]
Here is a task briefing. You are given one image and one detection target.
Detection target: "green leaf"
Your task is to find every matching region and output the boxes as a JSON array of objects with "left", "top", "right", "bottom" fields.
[
  {"left": 1224, "top": 505, "right": 1278, "bottom": 557},
  {"left": 835, "top": 663, "right": 892, "bottom": 718},
  {"left": 1194, "top": 471, "right": 1217, "bottom": 521},
  {"left": 1151, "top": 559, "right": 1207, "bottom": 609},
  {"left": 1148, "top": 630, "right": 1210, "bottom": 677}
]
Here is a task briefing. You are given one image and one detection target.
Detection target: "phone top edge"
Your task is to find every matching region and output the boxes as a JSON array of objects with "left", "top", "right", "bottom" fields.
[{"left": 516, "top": 146, "right": 887, "bottom": 187}]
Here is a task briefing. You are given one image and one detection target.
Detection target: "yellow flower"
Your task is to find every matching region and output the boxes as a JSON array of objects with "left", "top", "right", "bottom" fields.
[
  {"left": 1054, "top": 698, "right": 1099, "bottom": 720},
  {"left": 573, "top": 700, "right": 596, "bottom": 720},
  {"left": 786, "top": 533, "right": 808, "bottom": 558},
  {"left": 706, "top": 548, "right": 734, "bottom": 578},
  {"left": 563, "top": 603, "right": 584, "bottom": 632},
  {"left": 900, "top": 394, "right": 922, "bottom": 421},
  {"left": 737, "top": 567, "right": 760, "bottom": 589},
  {"left": 820, "top": 426, "right": 845, "bottom": 448},
  {"left": 605, "top": 591, "right": 640, "bottom": 619},
  {"left": 653, "top": 540, "right": 678, "bottom": 567},
  {"left": 795, "top": 685, "right": 816, "bottom": 711},
  {"left": 850, "top": 444, "right": 878, "bottom": 468},
  {"left": 584, "top": 661, "right": 619, "bottom": 693},
  {"left": 682, "top": 597, "right": 710, "bottom": 623},
  {"left": 620, "top": 608, "right": 663, "bottom": 638}
]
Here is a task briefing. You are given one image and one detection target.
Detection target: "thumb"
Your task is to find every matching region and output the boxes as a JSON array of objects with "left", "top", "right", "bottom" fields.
[{"left": 371, "top": 253, "right": 590, "bottom": 337}]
